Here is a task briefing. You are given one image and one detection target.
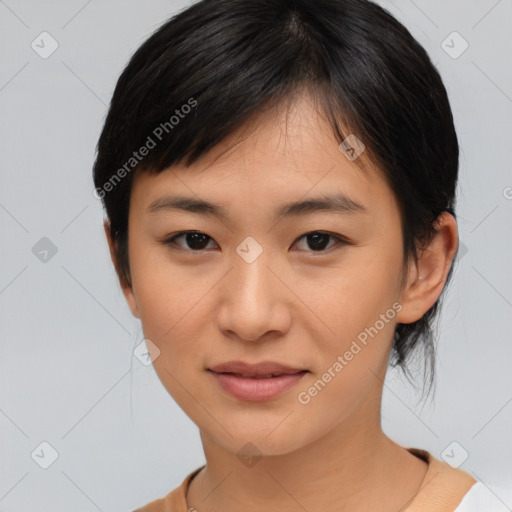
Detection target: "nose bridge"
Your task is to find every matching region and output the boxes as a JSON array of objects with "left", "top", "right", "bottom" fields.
[
  {"left": 233, "top": 235, "right": 277, "bottom": 314},
  {"left": 216, "top": 235, "right": 290, "bottom": 341}
]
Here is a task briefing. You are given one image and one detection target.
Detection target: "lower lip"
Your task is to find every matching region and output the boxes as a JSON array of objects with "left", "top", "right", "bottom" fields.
[{"left": 208, "top": 370, "right": 308, "bottom": 401}]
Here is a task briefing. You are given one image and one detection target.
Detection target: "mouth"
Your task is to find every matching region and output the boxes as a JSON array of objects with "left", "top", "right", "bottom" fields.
[
  {"left": 207, "top": 360, "right": 308, "bottom": 377},
  {"left": 212, "top": 371, "right": 307, "bottom": 379},
  {"left": 208, "top": 369, "right": 310, "bottom": 402}
]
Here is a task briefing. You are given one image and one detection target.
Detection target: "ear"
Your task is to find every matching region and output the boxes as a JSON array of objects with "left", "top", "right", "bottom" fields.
[
  {"left": 103, "top": 220, "right": 140, "bottom": 319},
  {"left": 396, "top": 212, "right": 458, "bottom": 324}
]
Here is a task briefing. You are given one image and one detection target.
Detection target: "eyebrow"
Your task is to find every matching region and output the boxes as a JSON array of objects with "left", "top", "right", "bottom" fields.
[{"left": 147, "top": 193, "right": 368, "bottom": 219}]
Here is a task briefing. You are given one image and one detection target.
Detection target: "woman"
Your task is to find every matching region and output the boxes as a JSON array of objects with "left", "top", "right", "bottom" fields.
[{"left": 93, "top": 0, "right": 493, "bottom": 510}]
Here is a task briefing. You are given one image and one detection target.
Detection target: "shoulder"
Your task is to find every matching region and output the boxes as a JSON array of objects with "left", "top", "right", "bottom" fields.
[
  {"left": 405, "top": 447, "right": 474, "bottom": 511},
  {"left": 405, "top": 447, "right": 511, "bottom": 512},
  {"left": 132, "top": 465, "right": 205, "bottom": 512}
]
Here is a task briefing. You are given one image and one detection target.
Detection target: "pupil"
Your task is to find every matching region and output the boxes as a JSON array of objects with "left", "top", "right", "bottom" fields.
[
  {"left": 308, "top": 233, "right": 328, "bottom": 251},
  {"left": 187, "top": 232, "right": 209, "bottom": 250}
]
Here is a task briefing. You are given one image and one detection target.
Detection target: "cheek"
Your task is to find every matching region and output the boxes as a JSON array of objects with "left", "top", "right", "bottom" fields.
[
  {"left": 299, "top": 248, "right": 402, "bottom": 394},
  {"left": 295, "top": 283, "right": 398, "bottom": 426},
  {"left": 129, "top": 246, "right": 221, "bottom": 374},
  {"left": 128, "top": 245, "right": 186, "bottom": 345},
  {"left": 302, "top": 249, "right": 402, "bottom": 339},
  {"left": 131, "top": 263, "right": 209, "bottom": 405}
]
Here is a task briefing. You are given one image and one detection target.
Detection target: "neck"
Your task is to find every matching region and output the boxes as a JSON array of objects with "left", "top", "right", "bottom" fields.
[{"left": 186, "top": 391, "right": 428, "bottom": 512}]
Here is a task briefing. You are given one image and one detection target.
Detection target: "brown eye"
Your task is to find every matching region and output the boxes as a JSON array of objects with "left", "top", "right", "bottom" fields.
[
  {"left": 164, "top": 231, "right": 217, "bottom": 251},
  {"left": 292, "top": 231, "right": 349, "bottom": 253}
]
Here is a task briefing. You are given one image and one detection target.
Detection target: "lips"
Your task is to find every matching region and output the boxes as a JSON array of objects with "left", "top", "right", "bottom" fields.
[
  {"left": 207, "top": 361, "right": 309, "bottom": 401},
  {"left": 224, "top": 373, "right": 288, "bottom": 379},
  {"left": 208, "top": 360, "right": 307, "bottom": 378}
]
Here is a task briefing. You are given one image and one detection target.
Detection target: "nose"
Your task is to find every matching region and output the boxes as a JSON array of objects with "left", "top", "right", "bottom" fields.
[{"left": 216, "top": 247, "right": 292, "bottom": 343}]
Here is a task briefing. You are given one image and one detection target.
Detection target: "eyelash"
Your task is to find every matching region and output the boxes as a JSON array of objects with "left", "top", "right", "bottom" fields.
[{"left": 161, "top": 230, "right": 352, "bottom": 254}]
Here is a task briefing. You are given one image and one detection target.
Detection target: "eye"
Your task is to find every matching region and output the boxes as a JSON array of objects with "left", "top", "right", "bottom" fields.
[
  {"left": 162, "top": 230, "right": 350, "bottom": 253},
  {"left": 292, "top": 231, "right": 350, "bottom": 253},
  {"left": 163, "top": 231, "right": 218, "bottom": 251}
]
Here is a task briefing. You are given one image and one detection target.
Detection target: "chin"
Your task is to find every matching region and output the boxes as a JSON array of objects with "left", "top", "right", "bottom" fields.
[{"left": 205, "top": 420, "right": 315, "bottom": 459}]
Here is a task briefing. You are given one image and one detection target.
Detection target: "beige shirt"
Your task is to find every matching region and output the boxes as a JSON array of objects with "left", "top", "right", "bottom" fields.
[{"left": 133, "top": 447, "right": 478, "bottom": 512}]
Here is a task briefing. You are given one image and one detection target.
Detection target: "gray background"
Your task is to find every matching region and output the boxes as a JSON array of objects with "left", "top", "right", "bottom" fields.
[{"left": 1, "top": 0, "right": 511, "bottom": 510}]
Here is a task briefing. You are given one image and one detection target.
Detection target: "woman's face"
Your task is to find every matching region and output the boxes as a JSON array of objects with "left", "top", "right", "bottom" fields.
[{"left": 121, "top": 94, "right": 410, "bottom": 456}]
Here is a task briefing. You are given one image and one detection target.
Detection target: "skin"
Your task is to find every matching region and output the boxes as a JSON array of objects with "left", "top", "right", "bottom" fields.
[{"left": 105, "top": 91, "right": 458, "bottom": 511}]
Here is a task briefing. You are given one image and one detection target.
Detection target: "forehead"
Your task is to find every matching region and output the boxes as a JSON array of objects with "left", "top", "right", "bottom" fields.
[{"left": 131, "top": 93, "right": 393, "bottom": 215}]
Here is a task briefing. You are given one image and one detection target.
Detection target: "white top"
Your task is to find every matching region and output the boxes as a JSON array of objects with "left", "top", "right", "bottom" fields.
[{"left": 455, "top": 482, "right": 512, "bottom": 511}]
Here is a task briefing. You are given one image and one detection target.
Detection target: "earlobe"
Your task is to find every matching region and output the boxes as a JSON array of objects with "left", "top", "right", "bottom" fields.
[
  {"left": 396, "top": 212, "right": 459, "bottom": 324},
  {"left": 103, "top": 220, "right": 140, "bottom": 319}
]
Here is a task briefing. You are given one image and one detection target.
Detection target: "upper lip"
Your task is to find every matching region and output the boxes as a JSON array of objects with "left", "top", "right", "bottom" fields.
[{"left": 208, "top": 360, "right": 307, "bottom": 377}]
